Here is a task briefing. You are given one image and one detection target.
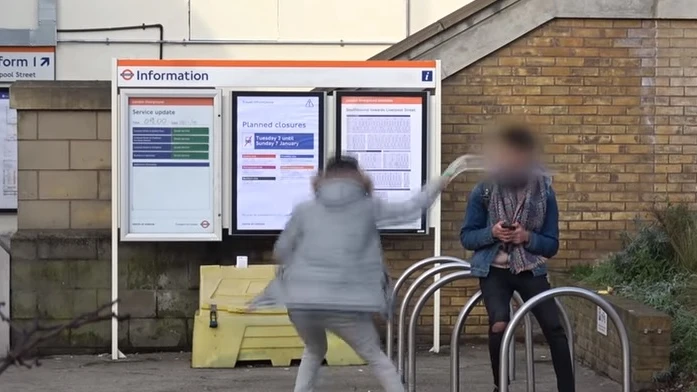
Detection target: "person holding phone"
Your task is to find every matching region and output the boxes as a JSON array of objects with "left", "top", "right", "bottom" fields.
[{"left": 459, "top": 124, "right": 574, "bottom": 392}]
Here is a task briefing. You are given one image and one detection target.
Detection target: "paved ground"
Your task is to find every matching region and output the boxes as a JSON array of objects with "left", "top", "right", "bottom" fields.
[{"left": 3, "top": 344, "right": 620, "bottom": 392}]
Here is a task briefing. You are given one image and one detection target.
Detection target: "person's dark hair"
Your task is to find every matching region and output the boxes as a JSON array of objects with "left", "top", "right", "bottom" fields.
[
  {"left": 325, "top": 155, "right": 360, "bottom": 174},
  {"left": 497, "top": 124, "right": 537, "bottom": 152}
]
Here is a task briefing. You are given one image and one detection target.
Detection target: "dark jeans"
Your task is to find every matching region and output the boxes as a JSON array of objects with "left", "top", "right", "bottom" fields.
[{"left": 480, "top": 267, "right": 575, "bottom": 392}]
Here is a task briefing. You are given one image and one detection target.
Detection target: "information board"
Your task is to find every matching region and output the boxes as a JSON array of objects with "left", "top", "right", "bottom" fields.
[
  {"left": 0, "top": 89, "right": 17, "bottom": 212},
  {"left": 119, "top": 90, "right": 222, "bottom": 241},
  {"left": 232, "top": 92, "right": 324, "bottom": 234},
  {"left": 336, "top": 91, "right": 428, "bottom": 234}
]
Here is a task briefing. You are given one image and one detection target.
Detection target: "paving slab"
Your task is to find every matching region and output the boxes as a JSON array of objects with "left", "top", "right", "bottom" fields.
[{"left": 2, "top": 344, "right": 621, "bottom": 392}]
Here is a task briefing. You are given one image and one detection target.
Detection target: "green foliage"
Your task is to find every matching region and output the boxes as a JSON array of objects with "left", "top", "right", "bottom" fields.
[
  {"left": 655, "top": 204, "right": 697, "bottom": 274},
  {"left": 572, "top": 205, "right": 697, "bottom": 378}
]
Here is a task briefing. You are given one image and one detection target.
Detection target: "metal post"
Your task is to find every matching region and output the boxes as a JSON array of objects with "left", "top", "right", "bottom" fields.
[
  {"left": 397, "top": 262, "right": 471, "bottom": 377},
  {"left": 450, "top": 291, "right": 482, "bottom": 392},
  {"left": 408, "top": 271, "right": 473, "bottom": 392},
  {"left": 556, "top": 298, "right": 576, "bottom": 375},
  {"left": 387, "top": 256, "right": 469, "bottom": 361},
  {"left": 499, "top": 287, "right": 631, "bottom": 392},
  {"left": 508, "top": 301, "right": 516, "bottom": 382},
  {"left": 512, "top": 292, "right": 535, "bottom": 392}
]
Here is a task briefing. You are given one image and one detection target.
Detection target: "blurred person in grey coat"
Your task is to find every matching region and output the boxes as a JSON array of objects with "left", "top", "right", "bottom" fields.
[{"left": 249, "top": 155, "right": 464, "bottom": 392}]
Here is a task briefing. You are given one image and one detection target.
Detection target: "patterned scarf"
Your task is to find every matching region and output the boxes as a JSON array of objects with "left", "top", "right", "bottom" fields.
[{"left": 489, "top": 175, "right": 548, "bottom": 273}]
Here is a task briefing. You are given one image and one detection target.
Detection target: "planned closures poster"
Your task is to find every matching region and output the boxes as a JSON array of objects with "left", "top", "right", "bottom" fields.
[
  {"left": 126, "top": 97, "right": 216, "bottom": 237},
  {"left": 337, "top": 92, "right": 427, "bottom": 233},
  {"left": 233, "top": 92, "right": 323, "bottom": 233},
  {"left": 0, "top": 89, "right": 17, "bottom": 211}
]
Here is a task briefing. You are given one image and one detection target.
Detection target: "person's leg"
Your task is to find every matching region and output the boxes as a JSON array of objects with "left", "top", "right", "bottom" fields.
[
  {"left": 479, "top": 268, "right": 516, "bottom": 390},
  {"left": 514, "top": 273, "right": 575, "bottom": 392},
  {"left": 326, "top": 312, "right": 404, "bottom": 392},
  {"left": 289, "top": 310, "right": 328, "bottom": 392}
]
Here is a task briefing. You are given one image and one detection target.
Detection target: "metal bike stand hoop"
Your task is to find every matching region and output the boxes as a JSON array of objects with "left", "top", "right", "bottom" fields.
[
  {"left": 387, "top": 256, "right": 470, "bottom": 361},
  {"left": 499, "top": 287, "right": 631, "bottom": 392},
  {"left": 449, "top": 291, "right": 535, "bottom": 392},
  {"left": 407, "top": 270, "right": 474, "bottom": 392},
  {"left": 397, "top": 262, "right": 471, "bottom": 377},
  {"left": 450, "top": 293, "right": 575, "bottom": 392}
]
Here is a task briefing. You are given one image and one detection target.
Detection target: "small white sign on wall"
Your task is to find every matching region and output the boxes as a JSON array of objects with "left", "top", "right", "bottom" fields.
[
  {"left": 597, "top": 306, "right": 608, "bottom": 336},
  {"left": 236, "top": 255, "right": 248, "bottom": 268}
]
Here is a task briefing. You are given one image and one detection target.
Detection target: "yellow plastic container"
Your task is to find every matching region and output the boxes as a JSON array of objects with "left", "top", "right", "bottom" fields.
[{"left": 191, "top": 265, "right": 365, "bottom": 368}]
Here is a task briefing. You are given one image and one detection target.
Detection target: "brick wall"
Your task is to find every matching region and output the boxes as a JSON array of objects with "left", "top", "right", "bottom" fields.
[
  {"left": 550, "top": 274, "right": 671, "bottom": 390},
  {"left": 437, "top": 19, "right": 697, "bottom": 334}
]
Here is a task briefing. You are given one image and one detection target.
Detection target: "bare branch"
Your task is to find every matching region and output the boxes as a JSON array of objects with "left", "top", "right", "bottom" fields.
[{"left": 0, "top": 301, "right": 129, "bottom": 376}]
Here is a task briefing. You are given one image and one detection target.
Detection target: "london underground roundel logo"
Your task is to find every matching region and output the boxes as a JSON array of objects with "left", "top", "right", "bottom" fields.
[
  {"left": 120, "top": 69, "right": 134, "bottom": 81},
  {"left": 200, "top": 220, "right": 210, "bottom": 229}
]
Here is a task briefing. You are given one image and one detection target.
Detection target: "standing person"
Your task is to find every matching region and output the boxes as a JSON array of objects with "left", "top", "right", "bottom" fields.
[
  {"left": 250, "top": 155, "right": 465, "bottom": 392},
  {"left": 459, "top": 125, "right": 574, "bottom": 392}
]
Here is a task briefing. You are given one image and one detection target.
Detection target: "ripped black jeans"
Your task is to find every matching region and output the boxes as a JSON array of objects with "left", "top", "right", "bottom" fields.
[{"left": 480, "top": 267, "right": 575, "bottom": 392}]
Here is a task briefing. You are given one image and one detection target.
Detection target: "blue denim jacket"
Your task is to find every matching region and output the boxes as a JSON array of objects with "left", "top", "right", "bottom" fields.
[{"left": 459, "top": 181, "right": 560, "bottom": 278}]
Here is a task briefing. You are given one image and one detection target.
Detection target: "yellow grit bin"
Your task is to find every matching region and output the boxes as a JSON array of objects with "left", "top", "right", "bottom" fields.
[{"left": 191, "top": 265, "right": 365, "bottom": 368}]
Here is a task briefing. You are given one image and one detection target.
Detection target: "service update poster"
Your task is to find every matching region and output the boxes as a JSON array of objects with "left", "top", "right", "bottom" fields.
[
  {"left": 127, "top": 97, "right": 216, "bottom": 235},
  {"left": 234, "top": 93, "right": 322, "bottom": 232}
]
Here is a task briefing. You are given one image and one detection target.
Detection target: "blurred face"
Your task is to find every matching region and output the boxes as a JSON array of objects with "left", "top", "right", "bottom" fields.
[
  {"left": 491, "top": 142, "right": 534, "bottom": 172},
  {"left": 313, "top": 169, "right": 372, "bottom": 194},
  {"left": 483, "top": 140, "right": 536, "bottom": 186}
]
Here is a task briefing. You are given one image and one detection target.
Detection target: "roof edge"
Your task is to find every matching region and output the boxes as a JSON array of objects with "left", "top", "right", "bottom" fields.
[
  {"left": 369, "top": 0, "right": 499, "bottom": 61},
  {"left": 370, "top": 0, "right": 697, "bottom": 79}
]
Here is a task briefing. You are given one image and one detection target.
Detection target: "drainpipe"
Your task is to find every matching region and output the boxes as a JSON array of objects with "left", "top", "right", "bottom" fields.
[
  {"left": 56, "top": 38, "right": 398, "bottom": 48},
  {"left": 58, "top": 24, "right": 164, "bottom": 59},
  {"left": 406, "top": 0, "right": 411, "bottom": 37}
]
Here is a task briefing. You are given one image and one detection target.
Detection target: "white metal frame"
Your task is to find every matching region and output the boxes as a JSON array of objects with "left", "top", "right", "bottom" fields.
[
  {"left": 110, "top": 59, "right": 442, "bottom": 360},
  {"left": 431, "top": 65, "right": 443, "bottom": 352}
]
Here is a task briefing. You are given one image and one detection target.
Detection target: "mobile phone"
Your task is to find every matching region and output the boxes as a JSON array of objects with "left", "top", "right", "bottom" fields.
[{"left": 501, "top": 223, "right": 516, "bottom": 230}]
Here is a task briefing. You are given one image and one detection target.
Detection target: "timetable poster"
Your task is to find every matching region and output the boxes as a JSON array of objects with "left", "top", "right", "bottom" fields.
[
  {"left": 127, "top": 97, "right": 216, "bottom": 235},
  {"left": 336, "top": 92, "right": 428, "bottom": 233},
  {"left": 233, "top": 92, "right": 323, "bottom": 234},
  {"left": 0, "top": 89, "right": 17, "bottom": 211}
]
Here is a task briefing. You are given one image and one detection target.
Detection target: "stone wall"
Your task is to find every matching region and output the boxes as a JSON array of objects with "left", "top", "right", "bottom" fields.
[
  {"left": 550, "top": 274, "right": 672, "bottom": 390},
  {"left": 8, "top": 81, "right": 443, "bottom": 351}
]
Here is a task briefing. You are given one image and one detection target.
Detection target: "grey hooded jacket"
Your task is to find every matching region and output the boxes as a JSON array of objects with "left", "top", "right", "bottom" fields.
[{"left": 249, "top": 176, "right": 447, "bottom": 315}]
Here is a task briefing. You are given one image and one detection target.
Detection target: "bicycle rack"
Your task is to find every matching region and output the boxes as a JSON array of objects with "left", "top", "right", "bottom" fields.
[
  {"left": 499, "top": 287, "right": 631, "bottom": 392},
  {"left": 396, "top": 262, "right": 471, "bottom": 377},
  {"left": 387, "top": 256, "right": 470, "bottom": 362},
  {"left": 407, "top": 270, "right": 474, "bottom": 392},
  {"left": 450, "top": 291, "right": 575, "bottom": 392}
]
